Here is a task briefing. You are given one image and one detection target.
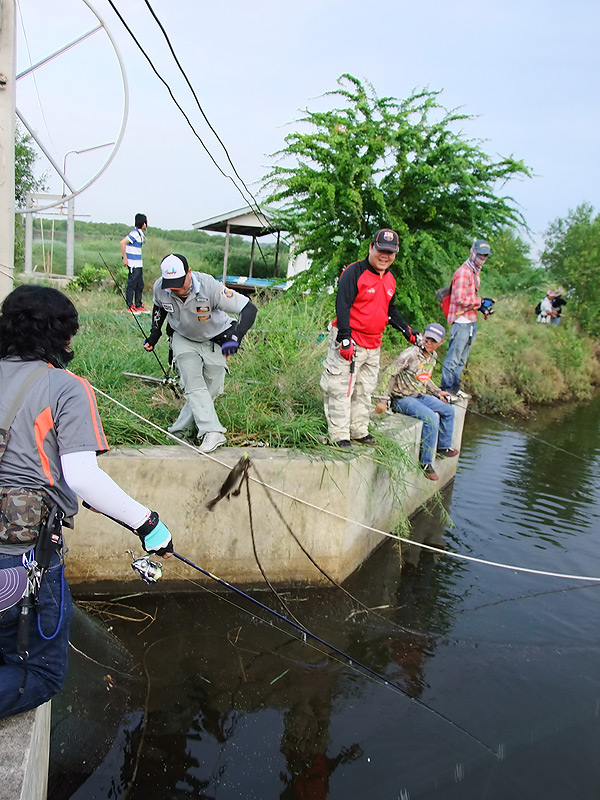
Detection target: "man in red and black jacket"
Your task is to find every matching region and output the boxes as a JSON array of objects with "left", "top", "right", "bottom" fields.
[{"left": 320, "top": 229, "right": 420, "bottom": 448}]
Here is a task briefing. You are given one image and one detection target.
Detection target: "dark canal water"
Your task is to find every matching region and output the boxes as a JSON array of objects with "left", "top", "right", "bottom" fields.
[{"left": 50, "top": 395, "right": 600, "bottom": 799}]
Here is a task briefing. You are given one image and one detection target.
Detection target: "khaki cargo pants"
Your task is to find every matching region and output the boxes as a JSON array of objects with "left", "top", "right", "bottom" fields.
[
  {"left": 320, "top": 327, "right": 380, "bottom": 443},
  {"left": 169, "top": 332, "right": 227, "bottom": 438}
]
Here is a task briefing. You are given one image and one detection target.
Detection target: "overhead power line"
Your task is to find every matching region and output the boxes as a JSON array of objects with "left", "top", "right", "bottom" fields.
[
  {"left": 105, "top": 0, "right": 258, "bottom": 213},
  {"left": 142, "top": 0, "right": 266, "bottom": 220}
]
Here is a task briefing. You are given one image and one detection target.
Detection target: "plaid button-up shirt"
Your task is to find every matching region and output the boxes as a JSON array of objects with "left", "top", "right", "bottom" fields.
[{"left": 447, "top": 262, "right": 480, "bottom": 324}]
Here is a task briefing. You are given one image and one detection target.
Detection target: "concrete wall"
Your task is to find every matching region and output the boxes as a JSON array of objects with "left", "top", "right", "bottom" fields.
[
  {"left": 0, "top": 703, "right": 50, "bottom": 800},
  {"left": 64, "top": 400, "right": 467, "bottom": 593}
]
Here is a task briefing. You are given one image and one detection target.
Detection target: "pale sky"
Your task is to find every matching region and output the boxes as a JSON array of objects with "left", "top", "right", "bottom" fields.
[{"left": 15, "top": 0, "right": 600, "bottom": 258}]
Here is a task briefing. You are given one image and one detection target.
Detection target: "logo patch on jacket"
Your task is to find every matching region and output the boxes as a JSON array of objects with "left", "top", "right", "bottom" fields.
[{"left": 162, "top": 303, "right": 175, "bottom": 313}]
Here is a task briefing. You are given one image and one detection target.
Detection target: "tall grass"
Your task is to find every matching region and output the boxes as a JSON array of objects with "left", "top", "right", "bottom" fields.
[
  {"left": 23, "top": 281, "right": 600, "bottom": 451},
  {"left": 445, "top": 296, "right": 600, "bottom": 414}
]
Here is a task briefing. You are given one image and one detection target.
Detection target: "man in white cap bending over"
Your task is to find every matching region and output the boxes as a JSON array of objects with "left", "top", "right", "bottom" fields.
[{"left": 144, "top": 254, "right": 257, "bottom": 453}]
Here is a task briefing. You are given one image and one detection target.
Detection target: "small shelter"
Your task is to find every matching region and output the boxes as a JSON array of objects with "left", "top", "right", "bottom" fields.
[{"left": 192, "top": 206, "right": 282, "bottom": 284}]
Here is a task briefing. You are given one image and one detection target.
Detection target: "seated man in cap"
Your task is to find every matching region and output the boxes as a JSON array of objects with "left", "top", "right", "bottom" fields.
[
  {"left": 440, "top": 238, "right": 492, "bottom": 395},
  {"left": 144, "top": 254, "right": 257, "bottom": 453},
  {"left": 376, "top": 322, "right": 458, "bottom": 481}
]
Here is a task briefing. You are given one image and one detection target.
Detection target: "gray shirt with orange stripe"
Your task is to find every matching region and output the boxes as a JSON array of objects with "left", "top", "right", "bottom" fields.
[{"left": 0, "top": 359, "right": 109, "bottom": 520}]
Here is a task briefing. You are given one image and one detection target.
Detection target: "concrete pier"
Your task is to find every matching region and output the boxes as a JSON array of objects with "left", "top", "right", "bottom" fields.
[
  {"left": 0, "top": 703, "right": 50, "bottom": 800},
  {"left": 64, "top": 400, "right": 467, "bottom": 593}
]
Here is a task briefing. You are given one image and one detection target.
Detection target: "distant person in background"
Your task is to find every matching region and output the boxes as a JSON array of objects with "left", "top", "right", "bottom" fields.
[
  {"left": 120, "top": 213, "right": 148, "bottom": 315},
  {"left": 376, "top": 322, "right": 458, "bottom": 481},
  {"left": 536, "top": 289, "right": 555, "bottom": 324},
  {"left": 550, "top": 289, "right": 567, "bottom": 326},
  {"left": 440, "top": 239, "right": 491, "bottom": 395}
]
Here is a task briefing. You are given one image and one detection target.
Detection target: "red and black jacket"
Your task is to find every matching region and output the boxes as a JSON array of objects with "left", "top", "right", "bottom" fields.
[{"left": 333, "top": 258, "right": 414, "bottom": 349}]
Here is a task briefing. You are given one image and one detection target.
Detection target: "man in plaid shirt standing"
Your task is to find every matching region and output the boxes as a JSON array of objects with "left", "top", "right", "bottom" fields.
[{"left": 440, "top": 239, "right": 491, "bottom": 395}]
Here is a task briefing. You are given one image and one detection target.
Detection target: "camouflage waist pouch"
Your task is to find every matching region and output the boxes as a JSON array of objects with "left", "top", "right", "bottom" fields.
[{"left": 0, "top": 487, "right": 51, "bottom": 546}]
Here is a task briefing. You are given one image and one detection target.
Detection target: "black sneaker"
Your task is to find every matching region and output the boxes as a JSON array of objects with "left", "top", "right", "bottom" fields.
[
  {"left": 422, "top": 463, "right": 439, "bottom": 481},
  {"left": 334, "top": 439, "right": 352, "bottom": 448},
  {"left": 436, "top": 447, "right": 459, "bottom": 459},
  {"left": 353, "top": 434, "right": 376, "bottom": 445}
]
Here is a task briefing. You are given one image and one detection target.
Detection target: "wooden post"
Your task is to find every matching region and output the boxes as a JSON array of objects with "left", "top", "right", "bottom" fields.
[
  {"left": 222, "top": 221, "right": 230, "bottom": 283},
  {"left": 274, "top": 231, "right": 281, "bottom": 277},
  {"left": 249, "top": 236, "right": 255, "bottom": 278}
]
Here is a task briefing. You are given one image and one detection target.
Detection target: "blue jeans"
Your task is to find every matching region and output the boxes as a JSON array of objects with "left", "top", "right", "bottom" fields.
[
  {"left": 440, "top": 321, "right": 477, "bottom": 393},
  {"left": 0, "top": 551, "right": 72, "bottom": 720},
  {"left": 390, "top": 394, "right": 455, "bottom": 465}
]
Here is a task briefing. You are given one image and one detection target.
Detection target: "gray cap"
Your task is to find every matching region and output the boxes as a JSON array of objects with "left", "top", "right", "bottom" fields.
[
  {"left": 473, "top": 239, "right": 491, "bottom": 255},
  {"left": 423, "top": 322, "right": 446, "bottom": 343}
]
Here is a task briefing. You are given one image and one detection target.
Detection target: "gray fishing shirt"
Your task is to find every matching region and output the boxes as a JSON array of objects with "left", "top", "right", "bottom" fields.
[
  {"left": 152, "top": 272, "right": 249, "bottom": 342},
  {"left": 0, "top": 359, "right": 109, "bottom": 543}
]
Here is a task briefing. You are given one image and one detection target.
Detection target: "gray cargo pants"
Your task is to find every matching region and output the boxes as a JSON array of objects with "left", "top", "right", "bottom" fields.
[{"left": 168, "top": 332, "right": 227, "bottom": 438}]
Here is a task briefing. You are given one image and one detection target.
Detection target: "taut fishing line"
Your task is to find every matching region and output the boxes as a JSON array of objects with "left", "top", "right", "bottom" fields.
[
  {"left": 251, "top": 460, "right": 427, "bottom": 637},
  {"left": 90, "top": 384, "right": 600, "bottom": 583}
]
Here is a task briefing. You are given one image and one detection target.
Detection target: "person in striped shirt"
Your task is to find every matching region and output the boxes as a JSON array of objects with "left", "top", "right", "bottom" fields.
[{"left": 120, "top": 213, "right": 148, "bottom": 313}]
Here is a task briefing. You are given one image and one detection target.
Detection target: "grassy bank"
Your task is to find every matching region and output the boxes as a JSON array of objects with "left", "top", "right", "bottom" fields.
[
  {"left": 459, "top": 295, "right": 600, "bottom": 414},
  {"left": 31, "top": 283, "right": 600, "bottom": 449}
]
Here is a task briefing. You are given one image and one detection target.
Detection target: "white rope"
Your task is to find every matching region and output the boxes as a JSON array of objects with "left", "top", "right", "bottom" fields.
[{"left": 91, "top": 385, "right": 600, "bottom": 584}]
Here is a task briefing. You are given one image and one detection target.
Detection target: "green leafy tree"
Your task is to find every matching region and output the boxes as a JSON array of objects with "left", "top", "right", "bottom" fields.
[
  {"left": 483, "top": 227, "right": 545, "bottom": 296},
  {"left": 487, "top": 228, "right": 533, "bottom": 275},
  {"left": 541, "top": 203, "right": 600, "bottom": 335},
  {"left": 15, "top": 124, "right": 45, "bottom": 208},
  {"left": 263, "top": 74, "right": 531, "bottom": 324},
  {"left": 14, "top": 125, "right": 46, "bottom": 269}
]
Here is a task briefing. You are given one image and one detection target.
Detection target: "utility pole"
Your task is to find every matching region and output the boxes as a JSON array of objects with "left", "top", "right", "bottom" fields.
[{"left": 0, "top": 0, "right": 16, "bottom": 301}]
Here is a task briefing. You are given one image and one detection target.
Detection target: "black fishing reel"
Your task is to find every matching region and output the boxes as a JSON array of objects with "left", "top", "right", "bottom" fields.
[{"left": 129, "top": 552, "right": 163, "bottom": 584}]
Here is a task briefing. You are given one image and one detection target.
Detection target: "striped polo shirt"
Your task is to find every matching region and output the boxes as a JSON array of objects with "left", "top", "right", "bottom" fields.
[{"left": 125, "top": 227, "right": 145, "bottom": 269}]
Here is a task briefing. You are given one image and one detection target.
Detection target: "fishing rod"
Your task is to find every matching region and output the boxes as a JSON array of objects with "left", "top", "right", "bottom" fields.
[
  {"left": 98, "top": 253, "right": 180, "bottom": 398},
  {"left": 139, "top": 549, "right": 497, "bottom": 758}
]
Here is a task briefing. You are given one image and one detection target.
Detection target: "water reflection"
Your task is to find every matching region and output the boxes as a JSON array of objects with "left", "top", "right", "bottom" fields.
[{"left": 51, "top": 395, "right": 600, "bottom": 799}]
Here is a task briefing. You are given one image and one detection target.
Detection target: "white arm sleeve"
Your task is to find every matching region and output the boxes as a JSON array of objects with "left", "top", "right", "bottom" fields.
[{"left": 61, "top": 450, "right": 150, "bottom": 530}]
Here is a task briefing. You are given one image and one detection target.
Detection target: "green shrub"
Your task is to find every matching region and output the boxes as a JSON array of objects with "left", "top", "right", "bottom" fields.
[{"left": 70, "top": 263, "right": 109, "bottom": 292}]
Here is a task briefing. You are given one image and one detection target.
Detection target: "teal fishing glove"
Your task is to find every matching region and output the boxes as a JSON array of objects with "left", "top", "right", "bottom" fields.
[{"left": 136, "top": 511, "right": 173, "bottom": 556}]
